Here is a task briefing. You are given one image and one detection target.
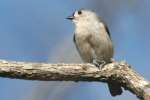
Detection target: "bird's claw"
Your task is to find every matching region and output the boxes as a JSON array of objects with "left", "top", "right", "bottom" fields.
[{"left": 92, "top": 59, "right": 106, "bottom": 70}]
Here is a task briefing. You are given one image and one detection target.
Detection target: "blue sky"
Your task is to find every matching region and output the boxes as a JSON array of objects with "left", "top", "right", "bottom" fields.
[{"left": 0, "top": 0, "right": 149, "bottom": 100}]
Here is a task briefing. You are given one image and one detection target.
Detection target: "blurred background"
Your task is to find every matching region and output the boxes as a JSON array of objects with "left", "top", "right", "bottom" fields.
[{"left": 0, "top": 0, "right": 149, "bottom": 100}]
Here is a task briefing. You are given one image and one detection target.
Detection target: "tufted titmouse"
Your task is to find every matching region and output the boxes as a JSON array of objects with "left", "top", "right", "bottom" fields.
[{"left": 67, "top": 9, "right": 122, "bottom": 96}]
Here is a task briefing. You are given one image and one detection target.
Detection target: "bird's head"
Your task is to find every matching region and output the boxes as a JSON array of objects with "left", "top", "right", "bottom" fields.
[{"left": 67, "top": 9, "right": 100, "bottom": 25}]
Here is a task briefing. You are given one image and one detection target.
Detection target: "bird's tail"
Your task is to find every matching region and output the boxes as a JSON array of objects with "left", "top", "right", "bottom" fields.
[{"left": 107, "top": 81, "right": 122, "bottom": 96}]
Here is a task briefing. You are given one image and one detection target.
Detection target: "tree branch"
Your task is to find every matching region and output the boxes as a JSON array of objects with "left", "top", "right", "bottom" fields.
[{"left": 0, "top": 59, "right": 149, "bottom": 100}]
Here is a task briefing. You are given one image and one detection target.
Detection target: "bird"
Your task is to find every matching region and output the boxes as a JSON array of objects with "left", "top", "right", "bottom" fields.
[{"left": 67, "top": 9, "right": 122, "bottom": 96}]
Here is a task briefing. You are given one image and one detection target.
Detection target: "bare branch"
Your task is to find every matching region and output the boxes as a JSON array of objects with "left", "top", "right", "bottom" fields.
[{"left": 0, "top": 60, "right": 149, "bottom": 100}]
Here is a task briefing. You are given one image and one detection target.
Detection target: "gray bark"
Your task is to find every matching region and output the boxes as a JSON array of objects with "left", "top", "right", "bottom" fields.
[{"left": 0, "top": 60, "right": 149, "bottom": 100}]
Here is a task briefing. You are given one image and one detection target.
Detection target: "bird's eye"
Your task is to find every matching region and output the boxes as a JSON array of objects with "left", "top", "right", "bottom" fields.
[{"left": 78, "top": 10, "right": 82, "bottom": 15}]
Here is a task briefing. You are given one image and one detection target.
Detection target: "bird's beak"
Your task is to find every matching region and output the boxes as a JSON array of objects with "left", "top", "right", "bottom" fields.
[{"left": 66, "top": 16, "right": 74, "bottom": 20}]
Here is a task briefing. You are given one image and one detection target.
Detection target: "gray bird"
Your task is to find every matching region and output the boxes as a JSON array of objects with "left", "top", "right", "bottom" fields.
[{"left": 67, "top": 9, "right": 122, "bottom": 96}]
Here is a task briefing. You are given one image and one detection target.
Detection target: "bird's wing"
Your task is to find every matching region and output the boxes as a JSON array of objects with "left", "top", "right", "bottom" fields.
[
  {"left": 103, "top": 23, "right": 111, "bottom": 38},
  {"left": 86, "top": 23, "right": 113, "bottom": 62},
  {"left": 97, "top": 16, "right": 111, "bottom": 39},
  {"left": 73, "top": 33, "right": 80, "bottom": 52},
  {"left": 73, "top": 33, "right": 76, "bottom": 43}
]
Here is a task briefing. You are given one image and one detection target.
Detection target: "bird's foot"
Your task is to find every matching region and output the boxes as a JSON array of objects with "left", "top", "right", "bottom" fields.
[{"left": 92, "top": 59, "right": 106, "bottom": 70}]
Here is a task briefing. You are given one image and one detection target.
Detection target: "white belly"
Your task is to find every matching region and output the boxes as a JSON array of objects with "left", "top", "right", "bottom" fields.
[{"left": 74, "top": 32, "right": 113, "bottom": 63}]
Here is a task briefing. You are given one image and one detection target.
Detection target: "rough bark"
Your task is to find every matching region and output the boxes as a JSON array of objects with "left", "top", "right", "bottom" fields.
[{"left": 0, "top": 59, "right": 149, "bottom": 100}]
